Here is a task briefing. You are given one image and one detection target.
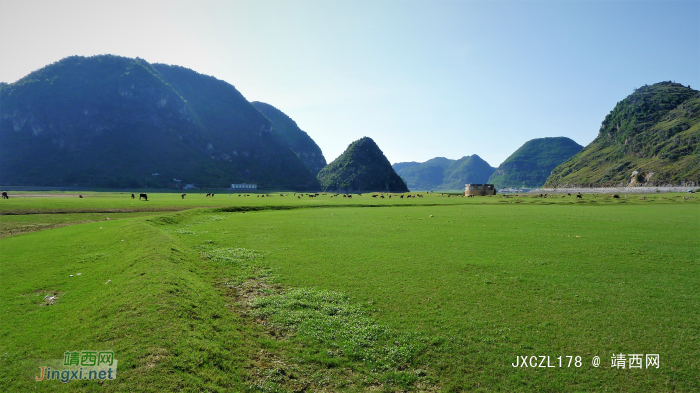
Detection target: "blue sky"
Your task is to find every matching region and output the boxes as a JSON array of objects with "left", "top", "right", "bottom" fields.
[{"left": 1, "top": 0, "right": 698, "bottom": 167}]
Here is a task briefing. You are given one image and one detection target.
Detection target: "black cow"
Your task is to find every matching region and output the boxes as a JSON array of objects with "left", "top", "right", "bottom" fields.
[
  {"left": 181, "top": 194, "right": 186, "bottom": 199},
  {"left": 1, "top": 191, "right": 8, "bottom": 199},
  {"left": 139, "top": 193, "right": 148, "bottom": 201},
  {"left": 613, "top": 194, "right": 620, "bottom": 199},
  {"left": 131, "top": 193, "right": 135, "bottom": 199},
  {"left": 576, "top": 194, "right": 583, "bottom": 199},
  {"left": 79, "top": 195, "right": 83, "bottom": 198}
]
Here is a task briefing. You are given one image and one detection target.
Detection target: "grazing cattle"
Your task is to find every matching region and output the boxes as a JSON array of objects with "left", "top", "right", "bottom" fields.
[
  {"left": 380, "top": 195, "right": 384, "bottom": 199},
  {"left": 131, "top": 193, "right": 135, "bottom": 199},
  {"left": 1, "top": 191, "right": 8, "bottom": 199},
  {"left": 79, "top": 195, "right": 83, "bottom": 198},
  {"left": 206, "top": 193, "right": 211, "bottom": 197},
  {"left": 139, "top": 193, "right": 148, "bottom": 201},
  {"left": 372, "top": 195, "right": 377, "bottom": 198},
  {"left": 297, "top": 196, "right": 300, "bottom": 199},
  {"left": 576, "top": 194, "right": 583, "bottom": 199},
  {"left": 347, "top": 195, "right": 352, "bottom": 198},
  {"left": 400, "top": 195, "right": 404, "bottom": 199},
  {"left": 567, "top": 193, "right": 571, "bottom": 196},
  {"left": 181, "top": 194, "right": 186, "bottom": 199},
  {"left": 613, "top": 194, "right": 620, "bottom": 199}
]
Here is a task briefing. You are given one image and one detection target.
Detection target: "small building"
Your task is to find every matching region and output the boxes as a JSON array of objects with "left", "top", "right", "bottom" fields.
[
  {"left": 464, "top": 184, "right": 496, "bottom": 196},
  {"left": 232, "top": 183, "right": 257, "bottom": 190}
]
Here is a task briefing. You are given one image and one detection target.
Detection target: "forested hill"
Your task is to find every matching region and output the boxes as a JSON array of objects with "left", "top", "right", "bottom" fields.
[
  {"left": 393, "top": 155, "right": 496, "bottom": 191},
  {"left": 546, "top": 82, "right": 699, "bottom": 187},
  {"left": 0, "top": 55, "right": 319, "bottom": 189},
  {"left": 317, "top": 137, "right": 408, "bottom": 193},
  {"left": 487, "top": 137, "right": 583, "bottom": 189},
  {"left": 251, "top": 102, "right": 326, "bottom": 175}
]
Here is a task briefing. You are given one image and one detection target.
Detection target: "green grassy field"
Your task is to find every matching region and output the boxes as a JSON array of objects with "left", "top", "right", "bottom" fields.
[{"left": 1, "top": 192, "right": 698, "bottom": 392}]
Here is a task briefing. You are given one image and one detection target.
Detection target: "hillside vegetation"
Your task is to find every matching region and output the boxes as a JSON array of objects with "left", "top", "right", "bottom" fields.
[
  {"left": 317, "top": 137, "right": 408, "bottom": 193},
  {"left": 488, "top": 137, "right": 583, "bottom": 189},
  {"left": 0, "top": 55, "right": 319, "bottom": 189},
  {"left": 251, "top": 102, "right": 326, "bottom": 175},
  {"left": 546, "top": 82, "right": 700, "bottom": 187},
  {"left": 393, "top": 155, "right": 495, "bottom": 191}
]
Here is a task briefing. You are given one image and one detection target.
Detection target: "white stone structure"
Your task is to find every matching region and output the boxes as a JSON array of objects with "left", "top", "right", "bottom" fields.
[{"left": 464, "top": 184, "right": 496, "bottom": 196}]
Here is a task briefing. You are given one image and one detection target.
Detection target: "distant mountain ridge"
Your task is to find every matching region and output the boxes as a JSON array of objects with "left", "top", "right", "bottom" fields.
[
  {"left": 488, "top": 137, "right": 583, "bottom": 189},
  {"left": 252, "top": 102, "right": 326, "bottom": 175},
  {"left": 317, "top": 137, "right": 408, "bottom": 193},
  {"left": 393, "top": 155, "right": 496, "bottom": 191},
  {"left": 0, "top": 55, "right": 320, "bottom": 189},
  {"left": 546, "top": 82, "right": 699, "bottom": 187}
]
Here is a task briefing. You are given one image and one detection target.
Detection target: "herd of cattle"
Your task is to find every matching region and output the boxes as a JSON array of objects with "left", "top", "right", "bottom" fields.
[{"left": 0, "top": 191, "right": 679, "bottom": 201}]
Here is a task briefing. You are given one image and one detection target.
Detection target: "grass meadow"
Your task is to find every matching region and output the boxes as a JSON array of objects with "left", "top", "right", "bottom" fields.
[{"left": 1, "top": 191, "right": 698, "bottom": 392}]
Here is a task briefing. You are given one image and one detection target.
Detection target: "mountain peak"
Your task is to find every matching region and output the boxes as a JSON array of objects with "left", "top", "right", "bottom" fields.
[
  {"left": 393, "top": 154, "right": 496, "bottom": 191},
  {"left": 0, "top": 55, "right": 320, "bottom": 189},
  {"left": 317, "top": 137, "right": 408, "bottom": 192},
  {"left": 546, "top": 82, "right": 699, "bottom": 187},
  {"left": 488, "top": 137, "right": 583, "bottom": 189}
]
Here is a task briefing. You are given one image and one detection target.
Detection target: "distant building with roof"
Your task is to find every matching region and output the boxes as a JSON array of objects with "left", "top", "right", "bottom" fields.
[{"left": 232, "top": 183, "right": 257, "bottom": 190}]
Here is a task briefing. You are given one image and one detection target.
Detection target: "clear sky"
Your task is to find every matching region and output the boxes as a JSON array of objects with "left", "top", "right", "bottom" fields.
[{"left": 1, "top": 0, "right": 698, "bottom": 167}]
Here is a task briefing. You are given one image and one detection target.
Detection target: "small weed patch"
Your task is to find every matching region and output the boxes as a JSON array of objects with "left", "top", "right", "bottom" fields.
[
  {"left": 248, "top": 288, "right": 428, "bottom": 371},
  {"left": 200, "top": 247, "right": 264, "bottom": 265}
]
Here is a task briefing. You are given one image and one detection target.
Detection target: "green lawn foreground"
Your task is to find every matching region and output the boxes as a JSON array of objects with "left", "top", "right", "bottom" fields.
[{"left": 1, "top": 193, "right": 698, "bottom": 391}]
